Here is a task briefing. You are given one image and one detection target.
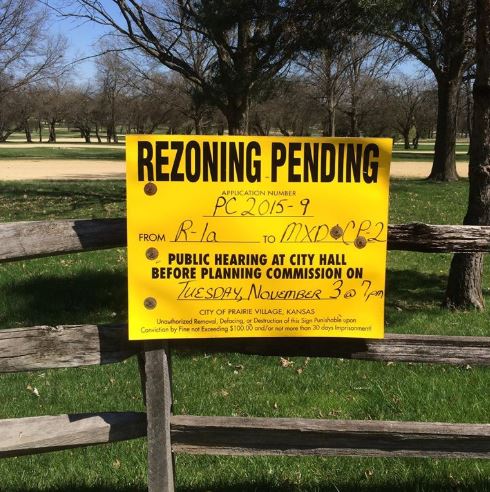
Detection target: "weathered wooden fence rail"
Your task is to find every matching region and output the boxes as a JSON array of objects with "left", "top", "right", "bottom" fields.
[
  {"left": 1, "top": 218, "right": 490, "bottom": 491},
  {"left": 2, "top": 219, "right": 490, "bottom": 263},
  {"left": 1, "top": 325, "right": 490, "bottom": 372},
  {"left": 2, "top": 413, "right": 490, "bottom": 460}
]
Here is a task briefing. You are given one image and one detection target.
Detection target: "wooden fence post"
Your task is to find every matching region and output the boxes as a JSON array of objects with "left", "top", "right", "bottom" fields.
[{"left": 144, "top": 341, "right": 175, "bottom": 492}]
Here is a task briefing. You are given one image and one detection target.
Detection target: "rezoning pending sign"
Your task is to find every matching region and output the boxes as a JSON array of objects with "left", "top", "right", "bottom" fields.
[{"left": 126, "top": 135, "right": 392, "bottom": 340}]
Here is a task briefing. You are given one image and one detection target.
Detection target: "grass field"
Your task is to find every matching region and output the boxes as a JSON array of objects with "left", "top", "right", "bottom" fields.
[
  {"left": 0, "top": 136, "right": 471, "bottom": 165},
  {"left": 393, "top": 142, "right": 469, "bottom": 152},
  {"left": 0, "top": 147, "right": 124, "bottom": 160},
  {"left": 7, "top": 129, "right": 127, "bottom": 142},
  {"left": 391, "top": 152, "right": 469, "bottom": 162},
  {"left": 0, "top": 146, "right": 470, "bottom": 163},
  {"left": 0, "top": 179, "right": 489, "bottom": 491}
]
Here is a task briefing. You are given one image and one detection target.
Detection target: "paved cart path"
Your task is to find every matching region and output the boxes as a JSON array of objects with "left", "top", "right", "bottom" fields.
[{"left": 0, "top": 160, "right": 469, "bottom": 181}]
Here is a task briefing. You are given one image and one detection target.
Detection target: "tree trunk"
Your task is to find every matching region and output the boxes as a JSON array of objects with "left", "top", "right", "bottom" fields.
[
  {"left": 348, "top": 87, "right": 361, "bottom": 137},
  {"left": 444, "top": 0, "right": 490, "bottom": 309},
  {"left": 428, "top": 78, "right": 460, "bottom": 181},
  {"left": 349, "top": 110, "right": 360, "bottom": 137},
  {"left": 465, "top": 79, "right": 473, "bottom": 151},
  {"left": 24, "top": 121, "right": 32, "bottom": 143},
  {"left": 403, "top": 130, "right": 410, "bottom": 149},
  {"left": 193, "top": 117, "right": 202, "bottom": 135},
  {"left": 225, "top": 107, "right": 246, "bottom": 135},
  {"left": 48, "top": 120, "right": 56, "bottom": 143},
  {"left": 38, "top": 121, "right": 43, "bottom": 143},
  {"left": 329, "top": 105, "right": 336, "bottom": 137},
  {"left": 323, "top": 101, "right": 336, "bottom": 137},
  {"left": 445, "top": 254, "right": 484, "bottom": 309},
  {"left": 95, "top": 123, "right": 102, "bottom": 143},
  {"left": 412, "top": 131, "right": 420, "bottom": 149}
]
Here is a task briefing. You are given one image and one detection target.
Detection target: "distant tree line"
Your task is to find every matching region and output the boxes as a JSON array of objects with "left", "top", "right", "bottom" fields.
[{"left": 0, "top": 48, "right": 474, "bottom": 148}]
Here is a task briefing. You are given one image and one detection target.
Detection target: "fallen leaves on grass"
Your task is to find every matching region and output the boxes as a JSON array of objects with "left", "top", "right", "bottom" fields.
[
  {"left": 26, "top": 385, "right": 40, "bottom": 397},
  {"left": 228, "top": 361, "right": 244, "bottom": 374},
  {"left": 280, "top": 357, "right": 294, "bottom": 368}
]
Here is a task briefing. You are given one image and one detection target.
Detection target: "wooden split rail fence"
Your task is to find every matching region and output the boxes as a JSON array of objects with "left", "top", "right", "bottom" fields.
[{"left": 1, "top": 218, "right": 490, "bottom": 491}]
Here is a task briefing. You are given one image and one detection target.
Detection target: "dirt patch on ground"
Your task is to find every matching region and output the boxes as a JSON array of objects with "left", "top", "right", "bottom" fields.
[
  {"left": 0, "top": 159, "right": 468, "bottom": 181},
  {"left": 0, "top": 160, "right": 125, "bottom": 180},
  {"left": 391, "top": 161, "right": 468, "bottom": 178}
]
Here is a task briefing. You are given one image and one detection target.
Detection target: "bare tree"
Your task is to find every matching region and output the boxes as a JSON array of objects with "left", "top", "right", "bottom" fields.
[
  {"left": 389, "top": 76, "right": 430, "bottom": 149},
  {"left": 169, "top": 79, "right": 219, "bottom": 134},
  {"left": 56, "top": 0, "right": 357, "bottom": 134},
  {"left": 340, "top": 36, "right": 396, "bottom": 137},
  {"left": 253, "top": 77, "right": 319, "bottom": 136},
  {"left": 65, "top": 85, "right": 97, "bottom": 142},
  {"left": 17, "top": 86, "right": 37, "bottom": 142},
  {"left": 0, "top": 88, "right": 23, "bottom": 141},
  {"left": 444, "top": 0, "right": 490, "bottom": 310},
  {"left": 299, "top": 43, "right": 350, "bottom": 137},
  {"left": 95, "top": 51, "right": 130, "bottom": 142},
  {"left": 0, "top": 0, "right": 65, "bottom": 142},
  {"left": 374, "top": 0, "right": 476, "bottom": 181},
  {"left": 412, "top": 87, "right": 438, "bottom": 146},
  {"left": 0, "top": 0, "right": 65, "bottom": 92},
  {"left": 42, "top": 78, "right": 72, "bottom": 142},
  {"left": 460, "top": 76, "right": 474, "bottom": 140}
]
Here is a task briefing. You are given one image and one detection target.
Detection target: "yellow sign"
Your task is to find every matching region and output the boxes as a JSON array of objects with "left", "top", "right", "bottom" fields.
[{"left": 126, "top": 135, "right": 391, "bottom": 340}]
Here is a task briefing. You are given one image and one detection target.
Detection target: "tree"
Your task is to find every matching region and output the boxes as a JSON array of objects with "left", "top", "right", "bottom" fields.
[
  {"left": 16, "top": 86, "right": 37, "bottom": 143},
  {"left": 374, "top": 0, "right": 476, "bottom": 181},
  {"left": 413, "top": 86, "right": 438, "bottom": 141},
  {"left": 168, "top": 79, "right": 219, "bottom": 134},
  {"left": 0, "top": 1, "right": 64, "bottom": 91},
  {"left": 274, "top": 78, "right": 320, "bottom": 136},
  {"left": 65, "top": 85, "right": 96, "bottom": 142},
  {"left": 444, "top": 0, "right": 490, "bottom": 309},
  {"left": 299, "top": 42, "right": 350, "bottom": 137},
  {"left": 389, "top": 76, "right": 429, "bottom": 148},
  {"left": 0, "top": 0, "right": 64, "bottom": 142},
  {"left": 58, "top": 0, "right": 358, "bottom": 134},
  {"left": 0, "top": 87, "right": 24, "bottom": 141},
  {"left": 341, "top": 36, "right": 395, "bottom": 137},
  {"left": 42, "top": 78, "right": 71, "bottom": 142},
  {"left": 96, "top": 52, "right": 130, "bottom": 142}
]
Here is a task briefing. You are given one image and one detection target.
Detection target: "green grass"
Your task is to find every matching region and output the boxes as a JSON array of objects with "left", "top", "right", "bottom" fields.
[
  {"left": 0, "top": 147, "right": 124, "bottom": 160},
  {"left": 392, "top": 152, "right": 469, "bottom": 162},
  {"left": 0, "top": 179, "right": 489, "bottom": 491},
  {"left": 393, "top": 141, "right": 469, "bottom": 153},
  {"left": 8, "top": 129, "right": 127, "bottom": 142},
  {"left": 3, "top": 143, "right": 470, "bottom": 164}
]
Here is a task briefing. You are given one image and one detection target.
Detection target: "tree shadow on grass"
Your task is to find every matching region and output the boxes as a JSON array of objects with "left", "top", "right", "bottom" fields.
[
  {"left": 0, "top": 270, "right": 128, "bottom": 327},
  {"left": 387, "top": 268, "right": 447, "bottom": 304},
  {"left": 385, "top": 268, "right": 448, "bottom": 326},
  {"left": 0, "top": 181, "right": 126, "bottom": 221},
  {"left": 0, "top": 180, "right": 124, "bottom": 201}
]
